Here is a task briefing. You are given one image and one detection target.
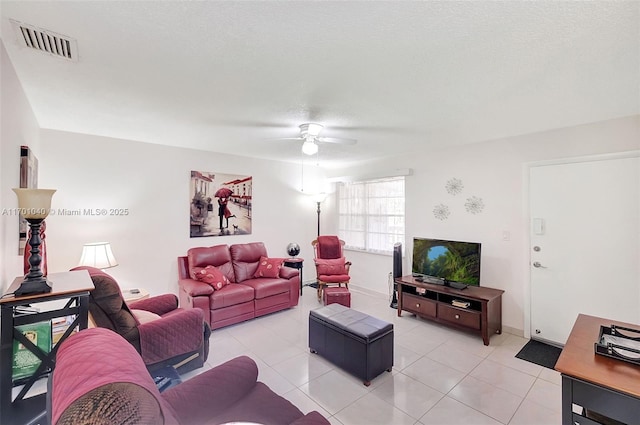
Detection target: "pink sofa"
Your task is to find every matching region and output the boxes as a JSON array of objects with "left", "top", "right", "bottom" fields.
[
  {"left": 50, "top": 328, "right": 329, "bottom": 424},
  {"left": 178, "top": 242, "right": 300, "bottom": 330}
]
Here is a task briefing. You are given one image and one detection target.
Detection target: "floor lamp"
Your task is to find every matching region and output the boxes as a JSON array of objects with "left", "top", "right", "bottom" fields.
[
  {"left": 314, "top": 193, "right": 326, "bottom": 237},
  {"left": 309, "top": 193, "right": 327, "bottom": 290}
]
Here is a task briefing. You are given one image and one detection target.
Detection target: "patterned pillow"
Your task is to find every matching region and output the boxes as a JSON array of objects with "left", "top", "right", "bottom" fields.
[
  {"left": 254, "top": 256, "right": 284, "bottom": 278},
  {"left": 315, "top": 257, "right": 347, "bottom": 275},
  {"left": 194, "top": 265, "right": 230, "bottom": 290}
]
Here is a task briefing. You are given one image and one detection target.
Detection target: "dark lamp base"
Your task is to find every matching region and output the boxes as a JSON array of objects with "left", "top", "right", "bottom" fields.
[
  {"left": 14, "top": 278, "right": 52, "bottom": 296},
  {"left": 390, "top": 289, "right": 398, "bottom": 309}
]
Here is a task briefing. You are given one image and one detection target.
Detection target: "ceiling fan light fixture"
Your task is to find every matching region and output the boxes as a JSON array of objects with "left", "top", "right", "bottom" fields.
[
  {"left": 302, "top": 140, "right": 319, "bottom": 155},
  {"left": 300, "top": 123, "right": 323, "bottom": 138}
]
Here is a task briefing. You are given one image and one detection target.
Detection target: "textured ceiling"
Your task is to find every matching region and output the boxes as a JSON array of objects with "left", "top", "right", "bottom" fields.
[{"left": 1, "top": 1, "right": 638, "bottom": 168}]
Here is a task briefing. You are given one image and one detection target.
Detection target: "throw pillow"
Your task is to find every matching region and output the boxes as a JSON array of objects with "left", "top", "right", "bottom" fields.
[
  {"left": 191, "top": 266, "right": 204, "bottom": 280},
  {"left": 315, "top": 257, "right": 347, "bottom": 275},
  {"left": 254, "top": 256, "right": 284, "bottom": 278},
  {"left": 194, "top": 265, "right": 230, "bottom": 290}
]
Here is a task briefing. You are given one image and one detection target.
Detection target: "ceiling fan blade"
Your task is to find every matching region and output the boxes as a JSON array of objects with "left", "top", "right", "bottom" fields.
[
  {"left": 209, "top": 119, "right": 293, "bottom": 129},
  {"left": 318, "top": 137, "right": 357, "bottom": 145},
  {"left": 263, "top": 137, "right": 303, "bottom": 142},
  {"left": 330, "top": 124, "right": 411, "bottom": 133}
]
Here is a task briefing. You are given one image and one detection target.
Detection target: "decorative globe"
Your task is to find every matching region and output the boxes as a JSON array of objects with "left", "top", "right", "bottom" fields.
[{"left": 286, "top": 243, "right": 301, "bottom": 257}]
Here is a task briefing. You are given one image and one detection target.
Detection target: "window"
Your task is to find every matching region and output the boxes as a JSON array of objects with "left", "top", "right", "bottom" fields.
[{"left": 338, "top": 176, "right": 405, "bottom": 255}]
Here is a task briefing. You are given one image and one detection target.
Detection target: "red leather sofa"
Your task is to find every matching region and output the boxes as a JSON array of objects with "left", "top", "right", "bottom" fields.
[
  {"left": 50, "top": 328, "right": 330, "bottom": 425},
  {"left": 178, "top": 242, "right": 300, "bottom": 330}
]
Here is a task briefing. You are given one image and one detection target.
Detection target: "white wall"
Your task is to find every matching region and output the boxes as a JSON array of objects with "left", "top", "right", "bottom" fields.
[
  {"left": 3, "top": 40, "right": 638, "bottom": 333},
  {"left": 0, "top": 42, "right": 41, "bottom": 289},
  {"left": 326, "top": 115, "right": 640, "bottom": 334},
  {"left": 37, "top": 129, "right": 323, "bottom": 295}
]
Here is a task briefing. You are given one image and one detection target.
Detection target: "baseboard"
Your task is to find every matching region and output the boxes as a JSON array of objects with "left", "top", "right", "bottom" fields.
[
  {"left": 302, "top": 282, "right": 389, "bottom": 300},
  {"left": 348, "top": 284, "right": 388, "bottom": 299},
  {"left": 502, "top": 325, "right": 524, "bottom": 338}
]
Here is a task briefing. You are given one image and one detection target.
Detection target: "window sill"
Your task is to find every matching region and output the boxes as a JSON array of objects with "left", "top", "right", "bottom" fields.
[{"left": 343, "top": 247, "right": 393, "bottom": 256}]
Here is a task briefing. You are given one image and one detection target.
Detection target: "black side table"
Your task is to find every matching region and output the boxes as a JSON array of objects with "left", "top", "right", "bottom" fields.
[
  {"left": 0, "top": 270, "right": 94, "bottom": 425},
  {"left": 283, "top": 258, "right": 304, "bottom": 295}
]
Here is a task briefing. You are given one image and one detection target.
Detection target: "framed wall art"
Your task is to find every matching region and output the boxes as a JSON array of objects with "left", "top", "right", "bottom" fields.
[
  {"left": 190, "top": 171, "right": 252, "bottom": 237},
  {"left": 18, "top": 146, "right": 38, "bottom": 254}
]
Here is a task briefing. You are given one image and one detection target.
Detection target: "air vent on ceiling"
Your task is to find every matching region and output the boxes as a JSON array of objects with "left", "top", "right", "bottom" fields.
[{"left": 11, "top": 19, "right": 78, "bottom": 62}]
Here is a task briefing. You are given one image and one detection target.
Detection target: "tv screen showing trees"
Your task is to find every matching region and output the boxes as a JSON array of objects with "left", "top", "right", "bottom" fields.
[{"left": 412, "top": 238, "right": 481, "bottom": 286}]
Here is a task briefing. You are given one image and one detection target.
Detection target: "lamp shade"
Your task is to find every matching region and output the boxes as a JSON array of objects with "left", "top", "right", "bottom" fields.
[
  {"left": 314, "top": 192, "right": 327, "bottom": 203},
  {"left": 12, "top": 188, "right": 56, "bottom": 219},
  {"left": 79, "top": 242, "right": 118, "bottom": 269}
]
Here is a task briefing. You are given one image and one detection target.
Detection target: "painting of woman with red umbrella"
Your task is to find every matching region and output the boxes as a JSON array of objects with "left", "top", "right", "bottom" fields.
[
  {"left": 190, "top": 171, "right": 252, "bottom": 237},
  {"left": 215, "top": 187, "right": 235, "bottom": 232}
]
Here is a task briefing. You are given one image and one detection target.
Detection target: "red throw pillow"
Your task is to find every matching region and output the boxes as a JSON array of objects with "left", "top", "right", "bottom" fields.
[
  {"left": 254, "top": 256, "right": 284, "bottom": 278},
  {"left": 315, "top": 257, "right": 347, "bottom": 275},
  {"left": 194, "top": 265, "right": 230, "bottom": 290},
  {"left": 191, "top": 266, "right": 203, "bottom": 280}
]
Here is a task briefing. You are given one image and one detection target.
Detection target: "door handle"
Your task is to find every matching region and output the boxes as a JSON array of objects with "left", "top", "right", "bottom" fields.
[{"left": 532, "top": 261, "right": 546, "bottom": 268}]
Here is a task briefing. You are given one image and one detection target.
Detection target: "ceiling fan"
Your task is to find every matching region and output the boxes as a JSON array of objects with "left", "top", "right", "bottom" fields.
[{"left": 275, "top": 123, "right": 357, "bottom": 155}]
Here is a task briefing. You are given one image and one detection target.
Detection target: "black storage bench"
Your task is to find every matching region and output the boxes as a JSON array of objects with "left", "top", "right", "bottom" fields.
[{"left": 309, "top": 304, "right": 393, "bottom": 386}]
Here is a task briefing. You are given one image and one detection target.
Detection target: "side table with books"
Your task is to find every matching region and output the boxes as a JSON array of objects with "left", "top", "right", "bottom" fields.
[{"left": 0, "top": 270, "right": 94, "bottom": 425}]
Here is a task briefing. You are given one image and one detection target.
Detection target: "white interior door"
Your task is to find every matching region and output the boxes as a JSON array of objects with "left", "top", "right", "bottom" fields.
[{"left": 530, "top": 155, "right": 639, "bottom": 345}]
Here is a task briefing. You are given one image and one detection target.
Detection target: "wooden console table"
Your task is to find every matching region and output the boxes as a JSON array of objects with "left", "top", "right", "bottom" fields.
[
  {"left": 395, "top": 275, "right": 503, "bottom": 345},
  {"left": 555, "top": 314, "right": 640, "bottom": 425},
  {"left": 0, "top": 270, "right": 94, "bottom": 425}
]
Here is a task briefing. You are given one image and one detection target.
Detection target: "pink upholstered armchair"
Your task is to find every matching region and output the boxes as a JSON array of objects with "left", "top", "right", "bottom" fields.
[
  {"left": 72, "top": 266, "right": 210, "bottom": 374},
  {"left": 50, "top": 328, "right": 330, "bottom": 425},
  {"left": 312, "top": 236, "right": 352, "bottom": 299}
]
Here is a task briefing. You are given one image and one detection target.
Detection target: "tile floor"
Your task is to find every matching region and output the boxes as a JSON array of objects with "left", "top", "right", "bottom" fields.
[{"left": 182, "top": 288, "right": 562, "bottom": 425}]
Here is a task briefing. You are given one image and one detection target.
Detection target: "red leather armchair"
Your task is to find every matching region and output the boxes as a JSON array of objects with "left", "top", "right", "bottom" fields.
[
  {"left": 312, "top": 236, "right": 352, "bottom": 300},
  {"left": 50, "top": 328, "right": 330, "bottom": 425},
  {"left": 72, "top": 266, "right": 210, "bottom": 374}
]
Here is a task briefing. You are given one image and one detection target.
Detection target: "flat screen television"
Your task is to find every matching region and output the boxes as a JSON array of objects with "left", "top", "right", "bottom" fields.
[{"left": 412, "top": 237, "right": 481, "bottom": 289}]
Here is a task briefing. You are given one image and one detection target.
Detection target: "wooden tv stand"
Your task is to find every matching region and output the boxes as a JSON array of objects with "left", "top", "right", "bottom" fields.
[{"left": 395, "top": 276, "right": 504, "bottom": 345}]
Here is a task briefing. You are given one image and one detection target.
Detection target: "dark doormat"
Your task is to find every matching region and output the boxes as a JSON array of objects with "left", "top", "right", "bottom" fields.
[{"left": 515, "top": 339, "right": 562, "bottom": 369}]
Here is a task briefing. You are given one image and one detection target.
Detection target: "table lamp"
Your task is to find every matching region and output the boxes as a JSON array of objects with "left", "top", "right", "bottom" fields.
[
  {"left": 12, "top": 188, "right": 56, "bottom": 296},
  {"left": 78, "top": 242, "right": 118, "bottom": 270}
]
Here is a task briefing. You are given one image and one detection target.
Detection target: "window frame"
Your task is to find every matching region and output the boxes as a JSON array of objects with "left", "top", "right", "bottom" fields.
[{"left": 337, "top": 176, "right": 405, "bottom": 255}]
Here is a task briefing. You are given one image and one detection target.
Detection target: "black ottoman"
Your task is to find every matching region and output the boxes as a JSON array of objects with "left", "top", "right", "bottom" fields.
[{"left": 309, "top": 304, "right": 393, "bottom": 386}]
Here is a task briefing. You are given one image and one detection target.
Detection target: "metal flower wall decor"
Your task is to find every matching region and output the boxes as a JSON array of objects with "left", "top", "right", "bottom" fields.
[
  {"left": 433, "top": 203, "right": 451, "bottom": 220},
  {"left": 465, "top": 196, "right": 485, "bottom": 215},
  {"left": 445, "top": 178, "right": 464, "bottom": 196},
  {"left": 433, "top": 177, "right": 485, "bottom": 219}
]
